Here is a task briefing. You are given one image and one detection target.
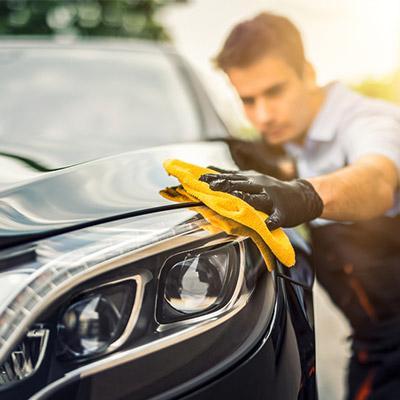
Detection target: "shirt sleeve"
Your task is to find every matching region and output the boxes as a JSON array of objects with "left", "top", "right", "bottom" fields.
[{"left": 342, "top": 112, "right": 400, "bottom": 178}]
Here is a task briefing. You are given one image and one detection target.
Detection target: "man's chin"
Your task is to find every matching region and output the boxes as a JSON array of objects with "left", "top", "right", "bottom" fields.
[{"left": 262, "top": 133, "right": 288, "bottom": 145}]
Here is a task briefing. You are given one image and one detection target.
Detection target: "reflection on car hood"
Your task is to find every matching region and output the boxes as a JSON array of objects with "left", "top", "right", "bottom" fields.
[{"left": 0, "top": 141, "right": 237, "bottom": 248}]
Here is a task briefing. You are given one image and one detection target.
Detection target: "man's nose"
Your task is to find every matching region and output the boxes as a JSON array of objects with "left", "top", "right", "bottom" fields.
[{"left": 254, "top": 96, "right": 273, "bottom": 125}]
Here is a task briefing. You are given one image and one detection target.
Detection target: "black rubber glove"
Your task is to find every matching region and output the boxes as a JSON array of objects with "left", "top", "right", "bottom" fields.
[
  {"left": 212, "top": 137, "right": 296, "bottom": 180},
  {"left": 199, "top": 171, "right": 324, "bottom": 230}
]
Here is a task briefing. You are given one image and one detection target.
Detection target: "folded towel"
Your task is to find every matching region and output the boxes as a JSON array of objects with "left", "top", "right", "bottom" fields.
[
  {"left": 160, "top": 185, "right": 276, "bottom": 270},
  {"left": 160, "top": 159, "right": 295, "bottom": 271}
]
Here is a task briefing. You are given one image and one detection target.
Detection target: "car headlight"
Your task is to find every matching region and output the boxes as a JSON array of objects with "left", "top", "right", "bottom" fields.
[
  {"left": 0, "top": 208, "right": 274, "bottom": 398},
  {"left": 164, "top": 252, "right": 228, "bottom": 313},
  {"left": 159, "top": 244, "right": 239, "bottom": 321},
  {"left": 57, "top": 278, "right": 137, "bottom": 359}
]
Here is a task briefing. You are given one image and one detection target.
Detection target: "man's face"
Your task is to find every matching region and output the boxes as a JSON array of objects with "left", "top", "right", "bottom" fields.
[{"left": 227, "top": 55, "right": 317, "bottom": 145}]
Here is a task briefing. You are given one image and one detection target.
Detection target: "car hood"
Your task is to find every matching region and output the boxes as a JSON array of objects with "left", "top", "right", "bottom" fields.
[{"left": 0, "top": 141, "right": 237, "bottom": 248}]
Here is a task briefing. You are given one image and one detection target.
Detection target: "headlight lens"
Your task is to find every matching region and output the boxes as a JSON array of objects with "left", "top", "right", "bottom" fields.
[
  {"left": 164, "top": 246, "right": 234, "bottom": 314},
  {"left": 57, "top": 279, "right": 137, "bottom": 359},
  {"left": 157, "top": 242, "right": 240, "bottom": 323}
]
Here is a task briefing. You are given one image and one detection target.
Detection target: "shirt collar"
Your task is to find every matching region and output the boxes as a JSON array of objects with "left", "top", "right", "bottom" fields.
[{"left": 306, "top": 81, "right": 346, "bottom": 142}]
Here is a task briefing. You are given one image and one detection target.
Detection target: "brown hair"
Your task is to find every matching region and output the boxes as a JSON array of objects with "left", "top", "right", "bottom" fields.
[{"left": 214, "top": 12, "right": 305, "bottom": 76}]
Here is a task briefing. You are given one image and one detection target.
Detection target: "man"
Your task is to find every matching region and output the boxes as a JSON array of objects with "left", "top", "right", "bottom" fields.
[{"left": 200, "top": 12, "right": 400, "bottom": 399}]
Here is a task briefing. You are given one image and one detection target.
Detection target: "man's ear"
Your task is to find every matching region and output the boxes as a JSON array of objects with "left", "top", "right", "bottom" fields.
[{"left": 302, "top": 61, "right": 317, "bottom": 90}]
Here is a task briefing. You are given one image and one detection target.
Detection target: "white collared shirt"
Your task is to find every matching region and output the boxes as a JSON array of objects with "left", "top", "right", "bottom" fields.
[{"left": 284, "top": 82, "right": 400, "bottom": 225}]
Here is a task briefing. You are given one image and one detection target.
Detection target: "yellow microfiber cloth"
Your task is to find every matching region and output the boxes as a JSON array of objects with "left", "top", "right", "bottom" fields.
[{"left": 160, "top": 159, "right": 295, "bottom": 271}]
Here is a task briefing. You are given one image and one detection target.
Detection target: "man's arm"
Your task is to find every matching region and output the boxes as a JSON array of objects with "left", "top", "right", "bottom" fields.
[
  {"left": 200, "top": 154, "right": 399, "bottom": 230},
  {"left": 307, "top": 154, "right": 398, "bottom": 221}
]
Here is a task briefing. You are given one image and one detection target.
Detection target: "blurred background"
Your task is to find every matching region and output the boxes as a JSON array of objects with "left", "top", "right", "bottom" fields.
[
  {"left": 161, "top": 0, "right": 400, "bottom": 138},
  {"left": 1, "top": 1, "right": 399, "bottom": 398},
  {"left": 2, "top": 0, "right": 400, "bottom": 136}
]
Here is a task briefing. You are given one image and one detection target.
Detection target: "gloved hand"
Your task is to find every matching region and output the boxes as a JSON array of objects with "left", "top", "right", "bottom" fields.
[
  {"left": 199, "top": 171, "right": 324, "bottom": 230},
  {"left": 216, "top": 137, "right": 296, "bottom": 180}
]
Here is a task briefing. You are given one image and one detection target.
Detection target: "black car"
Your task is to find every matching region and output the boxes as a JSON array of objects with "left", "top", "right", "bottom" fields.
[{"left": 0, "top": 39, "right": 317, "bottom": 399}]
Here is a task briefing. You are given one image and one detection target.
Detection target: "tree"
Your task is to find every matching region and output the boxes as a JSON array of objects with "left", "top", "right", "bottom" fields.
[{"left": 0, "top": 0, "right": 187, "bottom": 41}]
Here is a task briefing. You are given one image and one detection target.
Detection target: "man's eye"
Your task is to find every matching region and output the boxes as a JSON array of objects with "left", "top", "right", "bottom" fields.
[
  {"left": 241, "top": 97, "right": 255, "bottom": 106},
  {"left": 265, "top": 85, "right": 285, "bottom": 98}
]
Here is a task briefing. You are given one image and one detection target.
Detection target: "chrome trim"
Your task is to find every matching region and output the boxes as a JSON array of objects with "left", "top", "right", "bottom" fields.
[
  {"left": 0, "top": 327, "right": 50, "bottom": 386},
  {"left": 0, "top": 226, "right": 215, "bottom": 365},
  {"left": 30, "top": 238, "right": 254, "bottom": 400},
  {"left": 103, "top": 275, "right": 149, "bottom": 354},
  {"left": 26, "top": 328, "right": 50, "bottom": 380}
]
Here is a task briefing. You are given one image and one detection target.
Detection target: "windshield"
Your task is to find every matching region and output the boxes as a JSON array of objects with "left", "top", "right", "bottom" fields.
[{"left": 0, "top": 46, "right": 202, "bottom": 165}]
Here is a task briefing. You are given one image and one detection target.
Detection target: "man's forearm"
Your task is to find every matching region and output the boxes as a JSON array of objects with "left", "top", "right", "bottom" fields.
[{"left": 307, "top": 155, "right": 398, "bottom": 221}]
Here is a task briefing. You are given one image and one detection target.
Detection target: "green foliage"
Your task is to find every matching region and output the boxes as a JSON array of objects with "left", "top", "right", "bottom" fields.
[
  {"left": 352, "top": 71, "right": 400, "bottom": 104},
  {"left": 236, "top": 124, "right": 260, "bottom": 140},
  {"left": 0, "top": 0, "right": 186, "bottom": 41}
]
